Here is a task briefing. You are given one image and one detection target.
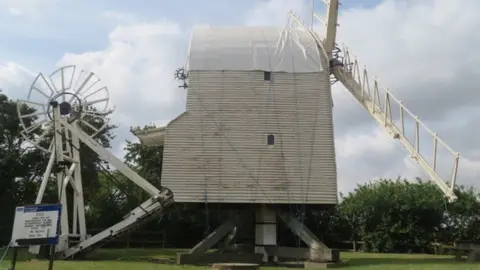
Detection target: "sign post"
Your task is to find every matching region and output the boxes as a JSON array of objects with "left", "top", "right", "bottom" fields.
[
  {"left": 10, "top": 248, "right": 18, "bottom": 270},
  {"left": 10, "top": 204, "right": 62, "bottom": 270}
]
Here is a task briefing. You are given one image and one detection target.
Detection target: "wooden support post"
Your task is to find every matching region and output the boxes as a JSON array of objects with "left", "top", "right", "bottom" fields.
[
  {"left": 48, "top": 244, "right": 55, "bottom": 270},
  {"left": 453, "top": 241, "right": 480, "bottom": 262},
  {"left": 467, "top": 250, "right": 478, "bottom": 262},
  {"left": 455, "top": 249, "right": 463, "bottom": 261},
  {"left": 177, "top": 212, "right": 249, "bottom": 265},
  {"left": 254, "top": 206, "right": 277, "bottom": 263},
  {"left": 10, "top": 247, "right": 18, "bottom": 270},
  {"left": 220, "top": 227, "right": 237, "bottom": 252},
  {"left": 188, "top": 218, "right": 237, "bottom": 256},
  {"left": 212, "top": 263, "right": 260, "bottom": 270},
  {"left": 275, "top": 207, "right": 339, "bottom": 262}
]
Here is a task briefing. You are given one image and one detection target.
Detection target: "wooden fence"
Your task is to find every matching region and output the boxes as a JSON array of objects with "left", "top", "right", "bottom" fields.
[
  {"left": 2, "top": 225, "right": 453, "bottom": 254},
  {"left": 87, "top": 228, "right": 170, "bottom": 248},
  {"left": 84, "top": 232, "right": 454, "bottom": 255},
  {"left": 86, "top": 228, "right": 366, "bottom": 251},
  {"left": 81, "top": 233, "right": 459, "bottom": 255}
]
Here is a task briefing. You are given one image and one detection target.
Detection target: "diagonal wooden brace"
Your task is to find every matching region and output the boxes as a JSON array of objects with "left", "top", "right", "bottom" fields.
[
  {"left": 275, "top": 208, "right": 339, "bottom": 262},
  {"left": 188, "top": 213, "right": 244, "bottom": 256}
]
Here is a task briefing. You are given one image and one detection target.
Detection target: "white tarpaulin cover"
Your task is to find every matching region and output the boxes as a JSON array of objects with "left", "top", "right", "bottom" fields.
[
  {"left": 133, "top": 126, "right": 166, "bottom": 146},
  {"left": 186, "top": 26, "right": 324, "bottom": 73}
]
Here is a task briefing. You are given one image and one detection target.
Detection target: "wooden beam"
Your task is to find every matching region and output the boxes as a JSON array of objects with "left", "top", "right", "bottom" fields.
[{"left": 264, "top": 246, "right": 339, "bottom": 262}]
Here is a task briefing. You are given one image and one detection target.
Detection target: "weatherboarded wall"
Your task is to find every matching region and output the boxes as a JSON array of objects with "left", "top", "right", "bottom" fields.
[
  {"left": 161, "top": 26, "right": 337, "bottom": 204},
  {"left": 161, "top": 70, "right": 338, "bottom": 204}
]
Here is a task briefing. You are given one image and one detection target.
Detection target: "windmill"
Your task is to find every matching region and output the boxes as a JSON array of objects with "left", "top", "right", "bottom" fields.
[
  {"left": 134, "top": 0, "right": 460, "bottom": 266},
  {"left": 17, "top": 65, "right": 173, "bottom": 259},
  {"left": 15, "top": 0, "right": 460, "bottom": 266}
]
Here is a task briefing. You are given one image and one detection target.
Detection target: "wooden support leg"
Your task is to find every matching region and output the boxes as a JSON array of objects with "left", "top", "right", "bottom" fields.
[
  {"left": 467, "top": 250, "right": 478, "bottom": 262},
  {"left": 455, "top": 250, "right": 463, "bottom": 261},
  {"left": 275, "top": 207, "right": 339, "bottom": 262},
  {"left": 188, "top": 218, "right": 239, "bottom": 256},
  {"left": 219, "top": 227, "right": 238, "bottom": 252},
  {"left": 177, "top": 212, "right": 253, "bottom": 265},
  {"left": 255, "top": 206, "right": 277, "bottom": 263}
]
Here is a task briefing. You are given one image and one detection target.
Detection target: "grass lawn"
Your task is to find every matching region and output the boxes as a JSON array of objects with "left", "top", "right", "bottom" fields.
[{"left": 1, "top": 247, "right": 480, "bottom": 270}]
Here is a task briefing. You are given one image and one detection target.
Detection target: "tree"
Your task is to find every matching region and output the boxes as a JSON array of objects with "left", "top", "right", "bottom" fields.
[
  {"left": 109, "top": 124, "right": 166, "bottom": 208},
  {"left": 439, "top": 185, "right": 480, "bottom": 244},
  {"left": 83, "top": 125, "right": 165, "bottom": 233},
  {"left": 0, "top": 93, "right": 49, "bottom": 244},
  {"left": 339, "top": 178, "right": 445, "bottom": 253},
  {"left": 127, "top": 125, "right": 163, "bottom": 185},
  {"left": 84, "top": 172, "right": 127, "bottom": 229}
]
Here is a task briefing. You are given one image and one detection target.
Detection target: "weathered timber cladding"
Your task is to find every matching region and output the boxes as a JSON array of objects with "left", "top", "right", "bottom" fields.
[{"left": 161, "top": 69, "right": 338, "bottom": 204}]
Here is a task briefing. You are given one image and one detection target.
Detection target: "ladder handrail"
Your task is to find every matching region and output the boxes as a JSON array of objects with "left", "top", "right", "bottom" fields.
[
  {"left": 340, "top": 49, "right": 458, "bottom": 155},
  {"left": 332, "top": 54, "right": 459, "bottom": 201}
]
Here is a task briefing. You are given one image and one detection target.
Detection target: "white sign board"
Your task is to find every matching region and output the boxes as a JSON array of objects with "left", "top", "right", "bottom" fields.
[{"left": 11, "top": 204, "right": 61, "bottom": 247}]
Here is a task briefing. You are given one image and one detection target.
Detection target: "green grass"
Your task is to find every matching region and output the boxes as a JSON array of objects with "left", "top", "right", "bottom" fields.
[{"left": 1, "top": 248, "right": 479, "bottom": 270}]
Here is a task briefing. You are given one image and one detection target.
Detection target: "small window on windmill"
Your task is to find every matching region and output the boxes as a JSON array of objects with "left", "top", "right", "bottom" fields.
[
  {"left": 264, "top": 71, "right": 271, "bottom": 81},
  {"left": 267, "top": 134, "right": 275, "bottom": 146}
]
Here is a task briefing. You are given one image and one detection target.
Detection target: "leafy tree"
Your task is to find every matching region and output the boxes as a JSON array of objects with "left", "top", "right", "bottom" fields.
[
  {"left": 84, "top": 173, "right": 127, "bottom": 229},
  {"left": 83, "top": 125, "right": 164, "bottom": 233},
  {"left": 103, "top": 124, "right": 166, "bottom": 208},
  {"left": 340, "top": 178, "right": 445, "bottom": 253},
  {"left": 0, "top": 93, "right": 49, "bottom": 244},
  {"left": 439, "top": 185, "right": 480, "bottom": 243}
]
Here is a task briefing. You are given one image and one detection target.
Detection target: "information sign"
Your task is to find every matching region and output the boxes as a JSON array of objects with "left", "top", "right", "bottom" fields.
[{"left": 10, "top": 204, "right": 61, "bottom": 247}]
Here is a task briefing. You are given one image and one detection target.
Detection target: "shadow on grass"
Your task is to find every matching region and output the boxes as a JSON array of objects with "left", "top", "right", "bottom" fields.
[
  {"left": 0, "top": 247, "right": 181, "bottom": 264},
  {"left": 83, "top": 248, "right": 181, "bottom": 263},
  {"left": 342, "top": 256, "right": 465, "bottom": 268},
  {"left": 1, "top": 248, "right": 471, "bottom": 268},
  {"left": 85, "top": 249, "right": 471, "bottom": 268},
  {"left": 0, "top": 247, "right": 35, "bottom": 263}
]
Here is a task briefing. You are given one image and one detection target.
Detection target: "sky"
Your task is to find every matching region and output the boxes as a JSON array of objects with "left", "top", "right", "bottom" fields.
[{"left": 0, "top": 0, "right": 478, "bottom": 195}]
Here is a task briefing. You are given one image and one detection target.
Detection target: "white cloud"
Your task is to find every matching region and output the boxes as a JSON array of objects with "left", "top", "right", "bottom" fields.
[
  {"left": 245, "top": 0, "right": 480, "bottom": 193},
  {"left": 246, "top": 0, "right": 311, "bottom": 27},
  {"left": 58, "top": 20, "right": 188, "bottom": 128},
  {"left": 336, "top": 128, "right": 395, "bottom": 158},
  {"left": 0, "top": 62, "right": 36, "bottom": 94},
  {"left": 334, "top": 0, "right": 480, "bottom": 119},
  {"left": 1, "top": 16, "right": 188, "bottom": 160},
  {"left": 102, "top": 11, "right": 137, "bottom": 25},
  {"left": 331, "top": 0, "right": 480, "bottom": 191},
  {"left": 0, "top": 0, "right": 58, "bottom": 16}
]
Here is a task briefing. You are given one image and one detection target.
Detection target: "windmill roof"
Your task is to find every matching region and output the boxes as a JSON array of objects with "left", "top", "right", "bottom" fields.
[{"left": 186, "top": 26, "right": 325, "bottom": 73}]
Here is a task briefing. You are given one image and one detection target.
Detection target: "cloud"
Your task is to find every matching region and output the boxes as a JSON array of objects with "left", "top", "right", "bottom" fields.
[
  {"left": 0, "top": 62, "right": 36, "bottom": 94},
  {"left": 245, "top": 0, "right": 480, "bottom": 193},
  {"left": 57, "top": 19, "right": 189, "bottom": 155},
  {"left": 102, "top": 11, "right": 138, "bottom": 25},
  {"left": 1, "top": 14, "right": 189, "bottom": 156},
  {"left": 347, "top": 0, "right": 478, "bottom": 189},
  {"left": 0, "top": 0, "right": 58, "bottom": 16},
  {"left": 336, "top": 128, "right": 395, "bottom": 158},
  {"left": 333, "top": 0, "right": 480, "bottom": 123},
  {"left": 57, "top": 20, "right": 188, "bottom": 157},
  {"left": 331, "top": 0, "right": 480, "bottom": 191},
  {"left": 246, "top": 0, "right": 311, "bottom": 27}
]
